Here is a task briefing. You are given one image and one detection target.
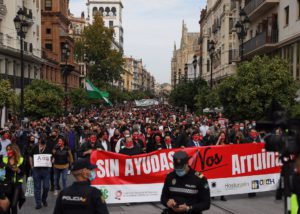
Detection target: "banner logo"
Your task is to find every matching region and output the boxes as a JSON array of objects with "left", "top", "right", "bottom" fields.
[
  {"left": 100, "top": 187, "right": 109, "bottom": 200},
  {"left": 251, "top": 179, "right": 276, "bottom": 190}
]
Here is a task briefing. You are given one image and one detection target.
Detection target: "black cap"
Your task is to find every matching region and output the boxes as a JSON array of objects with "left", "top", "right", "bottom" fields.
[
  {"left": 71, "top": 159, "right": 97, "bottom": 171},
  {"left": 173, "top": 151, "right": 189, "bottom": 170}
]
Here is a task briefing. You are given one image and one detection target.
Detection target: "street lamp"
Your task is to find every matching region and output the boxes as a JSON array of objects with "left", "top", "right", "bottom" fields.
[
  {"left": 235, "top": 8, "right": 250, "bottom": 61},
  {"left": 193, "top": 55, "right": 198, "bottom": 80},
  {"left": 208, "top": 40, "right": 215, "bottom": 89},
  {"left": 61, "top": 41, "right": 70, "bottom": 116},
  {"left": 184, "top": 63, "right": 188, "bottom": 83},
  {"left": 14, "top": 8, "right": 29, "bottom": 121}
]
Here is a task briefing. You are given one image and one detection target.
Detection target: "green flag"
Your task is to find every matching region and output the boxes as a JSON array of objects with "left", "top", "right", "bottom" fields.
[{"left": 85, "top": 79, "right": 112, "bottom": 106}]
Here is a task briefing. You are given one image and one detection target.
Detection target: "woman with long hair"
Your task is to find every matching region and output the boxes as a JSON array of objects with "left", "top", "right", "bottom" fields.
[
  {"left": 3, "top": 144, "right": 26, "bottom": 214},
  {"left": 52, "top": 136, "right": 73, "bottom": 196}
]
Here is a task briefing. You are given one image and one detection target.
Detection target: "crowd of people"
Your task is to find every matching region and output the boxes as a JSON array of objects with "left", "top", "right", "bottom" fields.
[{"left": 0, "top": 104, "right": 275, "bottom": 213}]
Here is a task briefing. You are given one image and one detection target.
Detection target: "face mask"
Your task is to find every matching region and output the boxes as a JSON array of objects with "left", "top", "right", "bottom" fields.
[
  {"left": 175, "top": 169, "right": 186, "bottom": 177},
  {"left": 40, "top": 140, "right": 46, "bottom": 145},
  {"left": 165, "top": 139, "right": 171, "bottom": 145},
  {"left": 125, "top": 141, "right": 134, "bottom": 148},
  {"left": 89, "top": 170, "right": 96, "bottom": 181},
  {"left": 252, "top": 123, "right": 256, "bottom": 127},
  {"left": 240, "top": 127, "right": 244, "bottom": 131},
  {"left": 7, "top": 150, "right": 14, "bottom": 157},
  {"left": 0, "top": 168, "right": 5, "bottom": 181}
]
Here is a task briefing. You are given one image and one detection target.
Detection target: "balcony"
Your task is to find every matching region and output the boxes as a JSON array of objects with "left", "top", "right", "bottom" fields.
[
  {"left": 244, "top": 0, "right": 279, "bottom": 20},
  {"left": 243, "top": 30, "right": 278, "bottom": 57}
]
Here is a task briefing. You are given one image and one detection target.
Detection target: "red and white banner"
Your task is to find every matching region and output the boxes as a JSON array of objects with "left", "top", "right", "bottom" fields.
[{"left": 90, "top": 144, "right": 281, "bottom": 204}]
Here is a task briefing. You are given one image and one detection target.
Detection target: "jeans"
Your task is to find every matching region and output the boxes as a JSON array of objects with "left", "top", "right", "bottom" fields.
[
  {"left": 54, "top": 168, "right": 68, "bottom": 190},
  {"left": 32, "top": 168, "right": 50, "bottom": 206}
]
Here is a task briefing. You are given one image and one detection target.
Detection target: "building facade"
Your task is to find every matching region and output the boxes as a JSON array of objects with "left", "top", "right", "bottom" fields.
[
  {"left": 0, "top": 0, "right": 43, "bottom": 91},
  {"left": 171, "top": 21, "right": 200, "bottom": 87},
  {"left": 199, "top": 0, "right": 300, "bottom": 84},
  {"left": 69, "top": 11, "right": 86, "bottom": 82},
  {"left": 200, "top": 0, "right": 239, "bottom": 86},
  {"left": 123, "top": 56, "right": 134, "bottom": 91},
  {"left": 86, "top": 0, "right": 124, "bottom": 52},
  {"left": 242, "top": 0, "right": 300, "bottom": 81},
  {"left": 41, "top": 0, "right": 80, "bottom": 89}
]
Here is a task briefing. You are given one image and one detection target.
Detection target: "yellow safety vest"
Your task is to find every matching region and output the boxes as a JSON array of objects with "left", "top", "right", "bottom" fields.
[
  {"left": 2, "top": 157, "right": 24, "bottom": 183},
  {"left": 291, "top": 194, "right": 299, "bottom": 214}
]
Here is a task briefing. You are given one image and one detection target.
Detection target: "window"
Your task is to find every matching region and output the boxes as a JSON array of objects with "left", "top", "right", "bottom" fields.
[
  {"left": 285, "top": 6, "right": 289, "bottom": 26},
  {"left": 109, "top": 21, "right": 114, "bottom": 28},
  {"left": 46, "top": 28, "right": 51, "bottom": 34},
  {"left": 45, "top": 0, "right": 52, "bottom": 11},
  {"left": 45, "top": 43, "right": 52, "bottom": 51}
]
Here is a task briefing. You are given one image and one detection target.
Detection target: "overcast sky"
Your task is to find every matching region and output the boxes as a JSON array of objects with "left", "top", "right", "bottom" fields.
[{"left": 69, "top": 0, "right": 205, "bottom": 84}]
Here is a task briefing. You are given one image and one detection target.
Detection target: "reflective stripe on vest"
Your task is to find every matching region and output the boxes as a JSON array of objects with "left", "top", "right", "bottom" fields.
[{"left": 291, "top": 194, "right": 299, "bottom": 214}]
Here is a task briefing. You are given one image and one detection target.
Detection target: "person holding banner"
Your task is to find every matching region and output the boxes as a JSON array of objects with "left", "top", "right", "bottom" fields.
[
  {"left": 78, "top": 133, "right": 103, "bottom": 159},
  {"left": 161, "top": 151, "right": 210, "bottom": 214},
  {"left": 119, "top": 136, "right": 142, "bottom": 156},
  {"left": 30, "top": 134, "right": 52, "bottom": 209},
  {"left": 53, "top": 159, "right": 109, "bottom": 214}
]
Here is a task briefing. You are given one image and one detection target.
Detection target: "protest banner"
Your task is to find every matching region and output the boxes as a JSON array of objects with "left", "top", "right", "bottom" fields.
[{"left": 90, "top": 144, "right": 281, "bottom": 204}]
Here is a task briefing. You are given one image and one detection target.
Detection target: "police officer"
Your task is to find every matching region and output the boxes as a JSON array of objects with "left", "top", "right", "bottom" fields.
[
  {"left": 53, "top": 159, "right": 109, "bottom": 214},
  {"left": 161, "top": 151, "right": 210, "bottom": 214}
]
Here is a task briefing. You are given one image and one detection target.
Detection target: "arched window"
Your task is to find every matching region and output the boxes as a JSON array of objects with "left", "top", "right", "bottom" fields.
[
  {"left": 92, "top": 7, "right": 98, "bottom": 16},
  {"left": 111, "top": 7, "right": 117, "bottom": 16},
  {"left": 99, "top": 7, "right": 104, "bottom": 15},
  {"left": 105, "top": 7, "right": 110, "bottom": 16}
]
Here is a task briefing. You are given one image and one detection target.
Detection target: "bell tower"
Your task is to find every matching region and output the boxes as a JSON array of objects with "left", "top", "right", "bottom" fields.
[{"left": 86, "top": 0, "right": 124, "bottom": 51}]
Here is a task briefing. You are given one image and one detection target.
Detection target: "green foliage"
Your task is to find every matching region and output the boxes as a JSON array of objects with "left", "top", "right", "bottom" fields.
[
  {"left": 218, "top": 56, "right": 297, "bottom": 120},
  {"left": 69, "top": 88, "right": 91, "bottom": 110},
  {"left": 195, "top": 87, "right": 221, "bottom": 114},
  {"left": 169, "top": 78, "right": 209, "bottom": 111},
  {"left": 0, "top": 80, "right": 15, "bottom": 109},
  {"left": 24, "top": 80, "right": 64, "bottom": 118},
  {"left": 76, "top": 13, "right": 124, "bottom": 84}
]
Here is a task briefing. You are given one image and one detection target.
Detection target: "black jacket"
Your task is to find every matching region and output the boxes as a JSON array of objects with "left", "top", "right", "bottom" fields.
[
  {"left": 161, "top": 168, "right": 211, "bottom": 214},
  {"left": 53, "top": 181, "right": 109, "bottom": 214},
  {"left": 78, "top": 141, "right": 103, "bottom": 159}
]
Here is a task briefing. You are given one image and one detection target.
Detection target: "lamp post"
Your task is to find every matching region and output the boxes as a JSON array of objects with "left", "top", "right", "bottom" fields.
[
  {"left": 14, "top": 8, "right": 29, "bottom": 121},
  {"left": 184, "top": 63, "right": 188, "bottom": 83},
  {"left": 61, "top": 41, "right": 70, "bottom": 116},
  {"left": 208, "top": 40, "right": 215, "bottom": 89},
  {"left": 235, "top": 8, "right": 250, "bottom": 61},
  {"left": 193, "top": 55, "right": 198, "bottom": 80}
]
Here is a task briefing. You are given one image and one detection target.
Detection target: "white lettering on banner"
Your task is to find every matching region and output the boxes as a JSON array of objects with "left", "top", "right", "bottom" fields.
[
  {"left": 125, "top": 159, "right": 134, "bottom": 176},
  {"left": 126, "top": 152, "right": 174, "bottom": 176},
  {"left": 96, "top": 159, "right": 120, "bottom": 178},
  {"left": 232, "top": 150, "right": 280, "bottom": 175}
]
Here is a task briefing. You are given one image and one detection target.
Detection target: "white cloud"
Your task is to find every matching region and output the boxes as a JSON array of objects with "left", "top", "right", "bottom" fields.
[{"left": 69, "top": 0, "right": 205, "bottom": 83}]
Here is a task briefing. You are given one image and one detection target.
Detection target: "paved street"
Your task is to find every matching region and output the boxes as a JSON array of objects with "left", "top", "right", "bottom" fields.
[{"left": 19, "top": 174, "right": 284, "bottom": 214}]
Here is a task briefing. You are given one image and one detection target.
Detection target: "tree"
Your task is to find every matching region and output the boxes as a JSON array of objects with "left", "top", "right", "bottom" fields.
[
  {"left": 0, "top": 80, "right": 16, "bottom": 109},
  {"left": 75, "top": 13, "right": 124, "bottom": 85},
  {"left": 24, "top": 80, "right": 64, "bottom": 118},
  {"left": 218, "top": 56, "right": 297, "bottom": 120},
  {"left": 69, "top": 88, "right": 91, "bottom": 111},
  {"left": 169, "top": 78, "right": 209, "bottom": 111},
  {"left": 195, "top": 87, "right": 221, "bottom": 114}
]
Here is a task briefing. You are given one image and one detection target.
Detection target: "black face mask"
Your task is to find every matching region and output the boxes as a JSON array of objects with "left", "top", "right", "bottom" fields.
[{"left": 40, "top": 141, "right": 46, "bottom": 145}]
